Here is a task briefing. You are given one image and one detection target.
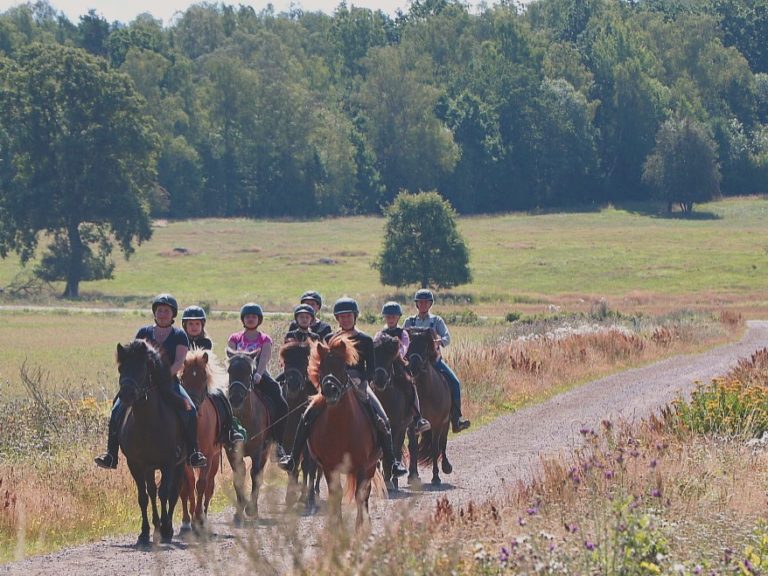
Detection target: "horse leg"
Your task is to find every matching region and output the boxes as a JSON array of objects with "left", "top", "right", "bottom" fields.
[
  {"left": 245, "top": 446, "right": 264, "bottom": 518},
  {"left": 356, "top": 473, "right": 372, "bottom": 531},
  {"left": 431, "top": 433, "right": 441, "bottom": 486},
  {"left": 407, "top": 427, "right": 420, "bottom": 484},
  {"left": 194, "top": 465, "right": 208, "bottom": 530},
  {"left": 226, "top": 446, "right": 247, "bottom": 526},
  {"left": 440, "top": 426, "right": 452, "bottom": 474},
  {"left": 326, "top": 470, "right": 342, "bottom": 530},
  {"left": 179, "top": 465, "right": 194, "bottom": 534},
  {"left": 165, "top": 463, "right": 184, "bottom": 542},
  {"left": 285, "top": 461, "right": 300, "bottom": 506},
  {"left": 144, "top": 470, "right": 160, "bottom": 530},
  {"left": 203, "top": 453, "right": 220, "bottom": 518},
  {"left": 129, "top": 464, "right": 151, "bottom": 547},
  {"left": 304, "top": 457, "right": 319, "bottom": 516}
]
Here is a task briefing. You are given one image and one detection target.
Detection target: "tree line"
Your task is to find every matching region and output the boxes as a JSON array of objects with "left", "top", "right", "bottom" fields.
[{"left": 1, "top": 0, "right": 767, "bottom": 295}]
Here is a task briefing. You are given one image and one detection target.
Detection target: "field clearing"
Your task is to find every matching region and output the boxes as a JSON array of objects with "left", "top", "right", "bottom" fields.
[{"left": 0, "top": 197, "right": 766, "bottom": 316}]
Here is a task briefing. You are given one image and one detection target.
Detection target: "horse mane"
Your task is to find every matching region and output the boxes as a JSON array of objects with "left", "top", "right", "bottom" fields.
[
  {"left": 374, "top": 333, "right": 406, "bottom": 367},
  {"left": 185, "top": 347, "right": 227, "bottom": 393},
  {"left": 118, "top": 339, "right": 173, "bottom": 391},
  {"left": 407, "top": 328, "right": 439, "bottom": 362},
  {"left": 307, "top": 333, "right": 359, "bottom": 391},
  {"left": 280, "top": 339, "right": 311, "bottom": 365}
]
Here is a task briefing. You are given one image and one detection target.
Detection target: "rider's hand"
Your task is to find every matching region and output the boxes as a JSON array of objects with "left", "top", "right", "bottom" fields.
[{"left": 253, "top": 373, "right": 263, "bottom": 385}]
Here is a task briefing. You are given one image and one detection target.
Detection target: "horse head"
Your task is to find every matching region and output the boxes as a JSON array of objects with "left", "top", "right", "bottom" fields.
[
  {"left": 310, "top": 335, "right": 358, "bottom": 406},
  {"left": 182, "top": 348, "right": 211, "bottom": 404},
  {"left": 372, "top": 334, "right": 400, "bottom": 392},
  {"left": 116, "top": 339, "right": 162, "bottom": 407},
  {"left": 226, "top": 348, "right": 259, "bottom": 409},
  {"left": 405, "top": 328, "right": 439, "bottom": 376},
  {"left": 279, "top": 340, "right": 311, "bottom": 400}
]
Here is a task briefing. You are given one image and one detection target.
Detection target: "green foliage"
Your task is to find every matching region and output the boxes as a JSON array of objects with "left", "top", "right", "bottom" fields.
[
  {"left": 374, "top": 191, "right": 471, "bottom": 289},
  {"left": 0, "top": 43, "right": 159, "bottom": 298},
  {"left": 643, "top": 116, "right": 721, "bottom": 213}
]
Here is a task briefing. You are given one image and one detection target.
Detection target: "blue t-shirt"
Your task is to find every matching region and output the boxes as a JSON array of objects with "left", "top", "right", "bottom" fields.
[{"left": 135, "top": 325, "right": 190, "bottom": 365}]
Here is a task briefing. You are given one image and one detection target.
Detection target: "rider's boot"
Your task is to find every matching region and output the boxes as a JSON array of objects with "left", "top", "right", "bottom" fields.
[
  {"left": 278, "top": 404, "right": 320, "bottom": 472},
  {"left": 184, "top": 411, "right": 207, "bottom": 468},
  {"left": 411, "top": 383, "right": 431, "bottom": 435},
  {"left": 214, "top": 390, "right": 245, "bottom": 446},
  {"left": 450, "top": 401, "right": 471, "bottom": 433},
  {"left": 362, "top": 400, "right": 407, "bottom": 478},
  {"left": 94, "top": 401, "right": 123, "bottom": 469}
]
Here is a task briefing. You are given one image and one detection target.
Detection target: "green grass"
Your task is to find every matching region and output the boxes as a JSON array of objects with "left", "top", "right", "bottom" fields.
[{"left": 0, "top": 196, "right": 766, "bottom": 312}]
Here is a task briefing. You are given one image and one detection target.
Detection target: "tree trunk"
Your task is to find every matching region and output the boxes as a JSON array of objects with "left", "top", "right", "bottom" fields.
[{"left": 63, "top": 223, "right": 83, "bottom": 299}]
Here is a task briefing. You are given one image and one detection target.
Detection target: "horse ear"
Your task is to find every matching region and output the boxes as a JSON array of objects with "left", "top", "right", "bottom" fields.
[
  {"left": 116, "top": 343, "right": 125, "bottom": 362},
  {"left": 249, "top": 349, "right": 261, "bottom": 360},
  {"left": 226, "top": 347, "right": 236, "bottom": 359},
  {"left": 202, "top": 351, "right": 209, "bottom": 364}
]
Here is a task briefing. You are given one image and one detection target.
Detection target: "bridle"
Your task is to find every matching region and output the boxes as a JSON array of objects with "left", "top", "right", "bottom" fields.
[{"left": 228, "top": 355, "right": 255, "bottom": 396}]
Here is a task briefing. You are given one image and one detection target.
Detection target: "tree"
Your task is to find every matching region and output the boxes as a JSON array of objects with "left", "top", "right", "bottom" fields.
[
  {"left": 642, "top": 116, "right": 721, "bottom": 214},
  {"left": 374, "top": 191, "right": 471, "bottom": 289},
  {"left": 0, "top": 44, "right": 159, "bottom": 298}
]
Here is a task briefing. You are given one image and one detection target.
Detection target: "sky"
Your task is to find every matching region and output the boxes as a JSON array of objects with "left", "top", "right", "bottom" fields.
[{"left": 0, "top": 0, "right": 417, "bottom": 25}]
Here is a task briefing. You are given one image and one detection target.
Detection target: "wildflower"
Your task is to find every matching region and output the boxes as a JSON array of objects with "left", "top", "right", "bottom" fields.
[
  {"left": 639, "top": 561, "right": 661, "bottom": 574},
  {"left": 564, "top": 523, "right": 578, "bottom": 534},
  {"left": 584, "top": 540, "right": 597, "bottom": 551},
  {"left": 499, "top": 546, "right": 509, "bottom": 565},
  {"left": 518, "top": 517, "right": 527, "bottom": 527},
  {"left": 650, "top": 459, "right": 657, "bottom": 468},
  {"left": 605, "top": 470, "right": 614, "bottom": 480},
  {"left": 652, "top": 488, "right": 662, "bottom": 498},
  {"left": 580, "top": 427, "right": 590, "bottom": 435},
  {"left": 527, "top": 507, "right": 538, "bottom": 516}
]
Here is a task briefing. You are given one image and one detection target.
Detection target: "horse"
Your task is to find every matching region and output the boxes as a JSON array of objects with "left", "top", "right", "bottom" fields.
[
  {"left": 405, "top": 328, "right": 452, "bottom": 486},
  {"left": 116, "top": 339, "right": 186, "bottom": 546},
  {"left": 279, "top": 339, "right": 321, "bottom": 515},
  {"left": 307, "top": 334, "right": 383, "bottom": 529},
  {"left": 225, "top": 349, "right": 272, "bottom": 523},
  {"left": 179, "top": 348, "right": 225, "bottom": 532},
  {"left": 372, "top": 333, "right": 413, "bottom": 492}
]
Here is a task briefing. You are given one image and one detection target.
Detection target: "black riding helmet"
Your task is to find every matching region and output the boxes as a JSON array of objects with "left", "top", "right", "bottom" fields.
[
  {"left": 381, "top": 301, "right": 403, "bottom": 316},
  {"left": 333, "top": 297, "right": 359, "bottom": 317},
  {"left": 152, "top": 293, "right": 178, "bottom": 317},
  {"left": 300, "top": 291, "right": 323, "bottom": 308},
  {"left": 182, "top": 305, "right": 206, "bottom": 324},
  {"left": 293, "top": 303, "right": 316, "bottom": 320},
  {"left": 414, "top": 289, "right": 434, "bottom": 303},
  {"left": 240, "top": 302, "right": 264, "bottom": 323}
]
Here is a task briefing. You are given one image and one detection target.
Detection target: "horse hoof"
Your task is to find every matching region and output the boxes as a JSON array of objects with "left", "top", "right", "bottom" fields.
[
  {"left": 431, "top": 476, "right": 441, "bottom": 486},
  {"left": 179, "top": 522, "right": 192, "bottom": 534},
  {"left": 441, "top": 460, "right": 453, "bottom": 474},
  {"left": 408, "top": 472, "right": 420, "bottom": 483},
  {"left": 136, "top": 534, "right": 151, "bottom": 548},
  {"left": 232, "top": 513, "right": 244, "bottom": 528}
]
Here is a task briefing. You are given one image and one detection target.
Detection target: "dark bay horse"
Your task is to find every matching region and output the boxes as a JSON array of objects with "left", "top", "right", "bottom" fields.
[
  {"left": 279, "top": 340, "right": 321, "bottom": 515},
  {"left": 179, "top": 349, "right": 224, "bottom": 532},
  {"left": 307, "top": 334, "right": 383, "bottom": 529},
  {"left": 225, "top": 349, "right": 271, "bottom": 523},
  {"left": 406, "top": 328, "right": 452, "bottom": 486},
  {"left": 372, "top": 334, "right": 413, "bottom": 492},
  {"left": 116, "top": 339, "right": 185, "bottom": 546}
]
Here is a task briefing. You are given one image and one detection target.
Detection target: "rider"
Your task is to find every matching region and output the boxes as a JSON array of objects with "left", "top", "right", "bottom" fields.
[
  {"left": 227, "top": 303, "right": 288, "bottom": 460},
  {"left": 94, "top": 294, "right": 207, "bottom": 469},
  {"left": 278, "top": 297, "right": 408, "bottom": 478},
  {"left": 181, "top": 305, "right": 246, "bottom": 447},
  {"left": 403, "top": 289, "right": 471, "bottom": 433},
  {"left": 374, "top": 301, "right": 431, "bottom": 435},
  {"left": 287, "top": 291, "right": 332, "bottom": 341},
  {"left": 284, "top": 303, "right": 322, "bottom": 343}
]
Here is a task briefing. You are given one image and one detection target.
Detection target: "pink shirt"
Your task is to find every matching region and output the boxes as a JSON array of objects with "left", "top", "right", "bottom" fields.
[{"left": 227, "top": 330, "right": 272, "bottom": 353}]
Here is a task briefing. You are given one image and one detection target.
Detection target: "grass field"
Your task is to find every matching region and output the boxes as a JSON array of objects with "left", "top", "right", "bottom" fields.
[{"left": 0, "top": 196, "right": 766, "bottom": 316}]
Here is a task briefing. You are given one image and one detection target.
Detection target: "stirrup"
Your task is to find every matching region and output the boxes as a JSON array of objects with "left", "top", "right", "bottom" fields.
[
  {"left": 229, "top": 428, "right": 245, "bottom": 443},
  {"left": 189, "top": 451, "right": 207, "bottom": 468},
  {"left": 391, "top": 460, "right": 408, "bottom": 478},
  {"left": 414, "top": 417, "right": 431, "bottom": 434},
  {"left": 94, "top": 452, "right": 118, "bottom": 469},
  {"left": 277, "top": 454, "right": 295, "bottom": 472},
  {"left": 275, "top": 444, "right": 287, "bottom": 461}
]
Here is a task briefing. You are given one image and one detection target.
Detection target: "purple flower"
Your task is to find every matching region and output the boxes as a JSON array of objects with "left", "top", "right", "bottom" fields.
[
  {"left": 580, "top": 427, "right": 590, "bottom": 435},
  {"left": 527, "top": 507, "right": 538, "bottom": 516},
  {"left": 564, "top": 523, "right": 578, "bottom": 534},
  {"left": 499, "top": 546, "right": 509, "bottom": 564},
  {"left": 652, "top": 488, "right": 662, "bottom": 498},
  {"left": 518, "top": 517, "right": 527, "bottom": 526},
  {"left": 584, "top": 540, "right": 597, "bottom": 551},
  {"left": 605, "top": 470, "right": 614, "bottom": 479},
  {"left": 650, "top": 459, "right": 657, "bottom": 468}
]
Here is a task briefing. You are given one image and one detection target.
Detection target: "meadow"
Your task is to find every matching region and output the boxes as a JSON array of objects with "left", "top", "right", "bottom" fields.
[{"left": 0, "top": 196, "right": 766, "bottom": 562}]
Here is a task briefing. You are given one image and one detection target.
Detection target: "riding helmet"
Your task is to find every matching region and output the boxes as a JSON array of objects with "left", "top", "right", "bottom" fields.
[
  {"left": 300, "top": 290, "right": 323, "bottom": 308},
  {"left": 152, "top": 293, "right": 179, "bottom": 317},
  {"left": 182, "top": 305, "right": 207, "bottom": 323},
  {"left": 293, "top": 303, "right": 316, "bottom": 320},
  {"left": 414, "top": 289, "right": 434, "bottom": 303},
  {"left": 240, "top": 302, "right": 264, "bottom": 322},
  {"left": 381, "top": 301, "right": 403, "bottom": 316},
  {"left": 333, "top": 297, "right": 359, "bottom": 316}
]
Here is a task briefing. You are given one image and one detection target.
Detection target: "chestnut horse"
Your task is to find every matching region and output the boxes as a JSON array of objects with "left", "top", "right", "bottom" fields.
[
  {"left": 279, "top": 340, "right": 321, "bottom": 515},
  {"left": 225, "top": 349, "right": 271, "bottom": 523},
  {"left": 406, "top": 328, "right": 452, "bottom": 486},
  {"left": 372, "top": 334, "right": 413, "bottom": 492},
  {"left": 116, "top": 339, "right": 185, "bottom": 546},
  {"left": 179, "top": 348, "right": 225, "bottom": 532},
  {"left": 307, "top": 334, "right": 383, "bottom": 529}
]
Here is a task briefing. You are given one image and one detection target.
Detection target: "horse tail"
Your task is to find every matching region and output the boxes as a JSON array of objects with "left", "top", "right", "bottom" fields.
[
  {"left": 417, "top": 430, "right": 433, "bottom": 466},
  {"left": 343, "top": 473, "right": 357, "bottom": 504}
]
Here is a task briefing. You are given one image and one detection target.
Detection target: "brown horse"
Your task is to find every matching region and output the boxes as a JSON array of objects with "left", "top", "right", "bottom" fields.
[
  {"left": 406, "top": 328, "right": 452, "bottom": 486},
  {"left": 116, "top": 339, "right": 186, "bottom": 546},
  {"left": 307, "top": 334, "right": 383, "bottom": 529},
  {"left": 279, "top": 340, "right": 321, "bottom": 515},
  {"left": 179, "top": 349, "right": 225, "bottom": 532},
  {"left": 372, "top": 334, "right": 413, "bottom": 492},
  {"left": 225, "top": 349, "right": 271, "bottom": 524}
]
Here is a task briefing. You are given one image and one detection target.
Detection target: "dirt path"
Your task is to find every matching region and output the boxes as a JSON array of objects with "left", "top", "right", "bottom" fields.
[{"left": 4, "top": 321, "right": 767, "bottom": 576}]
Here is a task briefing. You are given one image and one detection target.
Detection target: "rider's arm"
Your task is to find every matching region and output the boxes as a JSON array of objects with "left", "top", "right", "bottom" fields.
[
  {"left": 399, "top": 329, "right": 410, "bottom": 358},
  {"left": 171, "top": 344, "right": 188, "bottom": 375},
  {"left": 254, "top": 340, "right": 272, "bottom": 380},
  {"left": 433, "top": 316, "right": 451, "bottom": 348}
]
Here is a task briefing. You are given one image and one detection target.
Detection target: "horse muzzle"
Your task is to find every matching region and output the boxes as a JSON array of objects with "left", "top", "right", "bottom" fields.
[
  {"left": 372, "top": 367, "right": 390, "bottom": 392},
  {"left": 283, "top": 370, "right": 305, "bottom": 400},
  {"left": 118, "top": 377, "right": 144, "bottom": 406},
  {"left": 228, "top": 381, "right": 249, "bottom": 408},
  {"left": 320, "top": 375, "right": 345, "bottom": 405}
]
